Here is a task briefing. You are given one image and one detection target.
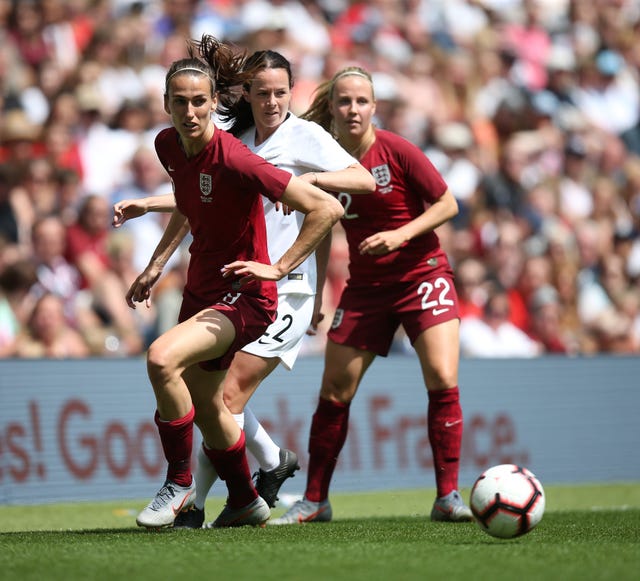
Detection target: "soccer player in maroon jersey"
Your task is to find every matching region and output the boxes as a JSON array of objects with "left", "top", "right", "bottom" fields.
[
  {"left": 272, "top": 66, "right": 473, "bottom": 524},
  {"left": 131, "top": 35, "right": 343, "bottom": 529}
]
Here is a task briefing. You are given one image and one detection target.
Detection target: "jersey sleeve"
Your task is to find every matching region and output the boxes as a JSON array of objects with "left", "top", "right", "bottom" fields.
[
  {"left": 229, "top": 138, "right": 292, "bottom": 202},
  {"left": 292, "top": 120, "right": 358, "bottom": 172},
  {"left": 397, "top": 136, "right": 448, "bottom": 204},
  {"left": 153, "top": 129, "right": 171, "bottom": 175}
]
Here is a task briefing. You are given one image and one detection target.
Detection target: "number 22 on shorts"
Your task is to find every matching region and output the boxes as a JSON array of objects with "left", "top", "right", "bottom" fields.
[{"left": 418, "top": 277, "right": 454, "bottom": 316}]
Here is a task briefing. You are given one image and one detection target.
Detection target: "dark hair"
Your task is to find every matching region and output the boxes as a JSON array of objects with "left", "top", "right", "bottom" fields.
[
  {"left": 0, "top": 259, "right": 37, "bottom": 293},
  {"left": 164, "top": 35, "right": 255, "bottom": 119},
  {"left": 221, "top": 50, "right": 294, "bottom": 137}
]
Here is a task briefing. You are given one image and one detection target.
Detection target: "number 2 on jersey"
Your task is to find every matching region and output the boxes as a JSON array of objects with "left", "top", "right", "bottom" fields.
[{"left": 337, "top": 192, "right": 358, "bottom": 220}]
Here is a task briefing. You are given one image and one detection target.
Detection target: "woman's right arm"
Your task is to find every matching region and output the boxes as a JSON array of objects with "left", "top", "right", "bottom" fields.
[
  {"left": 112, "top": 193, "right": 176, "bottom": 227},
  {"left": 125, "top": 208, "right": 189, "bottom": 308},
  {"left": 308, "top": 163, "right": 375, "bottom": 195}
]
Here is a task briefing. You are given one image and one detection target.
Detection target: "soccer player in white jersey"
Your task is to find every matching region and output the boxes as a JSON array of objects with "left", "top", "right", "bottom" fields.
[{"left": 112, "top": 50, "right": 375, "bottom": 528}]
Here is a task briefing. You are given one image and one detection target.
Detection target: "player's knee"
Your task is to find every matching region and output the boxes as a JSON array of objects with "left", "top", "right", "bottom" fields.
[
  {"left": 146, "top": 339, "right": 179, "bottom": 382},
  {"left": 426, "top": 366, "right": 458, "bottom": 391},
  {"left": 319, "top": 375, "right": 355, "bottom": 403}
]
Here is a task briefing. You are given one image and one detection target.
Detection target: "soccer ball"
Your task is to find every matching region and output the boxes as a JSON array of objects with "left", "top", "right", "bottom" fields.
[{"left": 470, "top": 464, "right": 545, "bottom": 539}]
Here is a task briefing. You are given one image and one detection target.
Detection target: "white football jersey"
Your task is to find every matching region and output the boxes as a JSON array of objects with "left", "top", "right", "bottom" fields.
[{"left": 238, "top": 113, "right": 357, "bottom": 295}]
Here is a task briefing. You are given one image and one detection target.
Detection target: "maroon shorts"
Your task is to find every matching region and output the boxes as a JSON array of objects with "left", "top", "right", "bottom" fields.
[
  {"left": 328, "top": 271, "right": 460, "bottom": 357},
  {"left": 179, "top": 288, "right": 276, "bottom": 371}
]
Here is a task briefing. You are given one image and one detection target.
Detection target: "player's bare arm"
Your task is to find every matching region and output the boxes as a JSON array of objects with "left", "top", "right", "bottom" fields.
[
  {"left": 298, "top": 162, "right": 375, "bottom": 195},
  {"left": 126, "top": 209, "right": 189, "bottom": 308},
  {"left": 112, "top": 193, "right": 176, "bottom": 227},
  {"left": 358, "top": 189, "right": 458, "bottom": 256},
  {"left": 222, "top": 177, "right": 343, "bottom": 284},
  {"left": 308, "top": 230, "right": 331, "bottom": 333}
]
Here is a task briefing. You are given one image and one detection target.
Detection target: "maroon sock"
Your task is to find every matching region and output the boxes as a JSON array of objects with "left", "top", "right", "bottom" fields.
[
  {"left": 155, "top": 407, "right": 195, "bottom": 487},
  {"left": 305, "top": 397, "right": 350, "bottom": 503},
  {"left": 428, "top": 387, "right": 463, "bottom": 498},
  {"left": 202, "top": 431, "right": 257, "bottom": 508}
]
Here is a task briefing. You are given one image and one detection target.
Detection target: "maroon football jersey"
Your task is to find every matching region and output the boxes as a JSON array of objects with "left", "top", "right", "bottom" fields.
[
  {"left": 338, "top": 129, "right": 449, "bottom": 285},
  {"left": 155, "top": 127, "right": 291, "bottom": 302}
]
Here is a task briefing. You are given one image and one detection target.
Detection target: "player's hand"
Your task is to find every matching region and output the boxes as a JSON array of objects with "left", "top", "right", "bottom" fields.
[
  {"left": 113, "top": 199, "right": 148, "bottom": 228},
  {"left": 274, "top": 201, "right": 294, "bottom": 215},
  {"left": 358, "top": 230, "right": 406, "bottom": 255},
  {"left": 221, "top": 261, "right": 285, "bottom": 285},
  {"left": 307, "top": 311, "right": 325, "bottom": 336},
  {"left": 125, "top": 266, "right": 162, "bottom": 308}
]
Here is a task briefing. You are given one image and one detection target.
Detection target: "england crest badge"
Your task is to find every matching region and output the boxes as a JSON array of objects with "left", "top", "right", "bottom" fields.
[{"left": 200, "top": 173, "right": 212, "bottom": 202}]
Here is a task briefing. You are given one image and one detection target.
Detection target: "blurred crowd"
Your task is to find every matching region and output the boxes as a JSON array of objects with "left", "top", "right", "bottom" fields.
[{"left": 1, "top": 0, "right": 639, "bottom": 359}]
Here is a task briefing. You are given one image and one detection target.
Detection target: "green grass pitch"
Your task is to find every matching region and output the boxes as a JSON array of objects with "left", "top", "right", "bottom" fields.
[{"left": 1, "top": 483, "right": 639, "bottom": 581}]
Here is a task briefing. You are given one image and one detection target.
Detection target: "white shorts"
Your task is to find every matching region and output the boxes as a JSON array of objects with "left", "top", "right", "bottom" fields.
[{"left": 241, "top": 293, "right": 315, "bottom": 370}]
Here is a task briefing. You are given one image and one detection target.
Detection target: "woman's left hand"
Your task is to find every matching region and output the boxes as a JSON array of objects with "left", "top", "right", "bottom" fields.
[
  {"left": 221, "top": 261, "right": 285, "bottom": 285},
  {"left": 358, "top": 230, "right": 406, "bottom": 255}
]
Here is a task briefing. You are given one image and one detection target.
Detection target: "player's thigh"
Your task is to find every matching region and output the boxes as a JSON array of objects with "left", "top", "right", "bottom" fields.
[
  {"left": 412, "top": 318, "right": 460, "bottom": 391},
  {"left": 223, "top": 351, "right": 280, "bottom": 413},
  {"left": 320, "top": 339, "right": 376, "bottom": 403},
  {"left": 329, "top": 284, "right": 402, "bottom": 356},
  {"left": 150, "top": 307, "right": 237, "bottom": 370}
]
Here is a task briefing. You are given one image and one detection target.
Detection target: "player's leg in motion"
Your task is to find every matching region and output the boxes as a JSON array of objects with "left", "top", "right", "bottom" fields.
[
  {"left": 175, "top": 341, "right": 302, "bottom": 528},
  {"left": 136, "top": 314, "right": 229, "bottom": 529},
  {"left": 244, "top": 406, "right": 300, "bottom": 507},
  {"left": 191, "top": 400, "right": 269, "bottom": 527},
  {"left": 174, "top": 406, "right": 301, "bottom": 528},
  {"left": 173, "top": 413, "right": 244, "bottom": 529},
  {"left": 136, "top": 408, "right": 197, "bottom": 528},
  {"left": 413, "top": 320, "right": 473, "bottom": 522},
  {"left": 271, "top": 342, "right": 373, "bottom": 525},
  {"left": 186, "top": 347, "right": 270, "bottom": 528}
]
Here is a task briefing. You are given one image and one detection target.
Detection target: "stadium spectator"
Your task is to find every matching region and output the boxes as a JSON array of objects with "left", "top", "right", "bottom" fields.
[
  {"left": 42, "top": 120, "right": 84, "bottom": 181},
  {"left": 499, "top": 0, "right": 552, "bottom": 92},
  {"left": 12, "top": 292, "right": 90, "bottom": 359},
  {"left": 571, "top": 49, "right": 640, "bottom": 156},
  {"left": 0, "top": 108, "right": 44, "bottom": 166},
  {"left": 455, "top": 256, "right": 490, "bottom": 320},
  {"left": 514, "top": 253, "right": 555, "bottom": 331},
  {"left": 0, "top": 164, "right": 21, "bottom": 249},
  {"left": 29, "top": 215, "right": 83, "bottom": 320},
  {"left": 12, "top": 158, "right": 59, "bottom": 228},
  {"left": 0, "top": 259, "right": 37, "bottom": 356},
  {"left": 109, "top": 145, "right": 175, "bottom": 272},
  {"left": 105, "top": 229, "right": 158, "bottom": 350},
  {"left": 65, "top": 194, "right": 144, "bottom": 355},
  {"left": 426, "top": 121, "right": 483, "bottom": 230},
  {"left": 527, "top": 284, "right": 573, "bottom": 354},
  {"left": 557, "top": 135, "right": 594, "bottom": 226},
  {"left": 0, "top": 0, "right": 639, "bottom": 358},
  {"left": 482, "top": 221, "right": 529, "bottom": 331},
  {"left": 459, "top": 283, "right": 542, "bottom": 358}
]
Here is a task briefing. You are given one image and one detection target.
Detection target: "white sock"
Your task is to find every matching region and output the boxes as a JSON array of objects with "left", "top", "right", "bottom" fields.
[
  {"left": 194, "top": 443, "right": 217, "bottom": 511},
  {"left": 194, "top": 413, "right": 246, "bottom": 510},
  {"left": 232, "top": 412, "right": 245, "bottom": 430},
  {"left": 244, "top": 406, "right": 281, "bottom": 471}
]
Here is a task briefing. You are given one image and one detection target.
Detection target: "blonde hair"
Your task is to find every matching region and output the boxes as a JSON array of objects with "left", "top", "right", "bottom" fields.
[{"left": 302, "top": 66, "right": 375, "bottom": 136}]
